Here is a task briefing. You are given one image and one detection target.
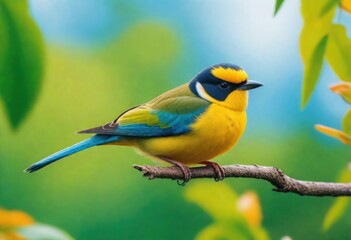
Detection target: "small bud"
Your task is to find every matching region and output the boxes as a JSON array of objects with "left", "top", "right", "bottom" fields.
[
  {"left": 347, "top": 162, "right": 351, "bottom": 170},
  {"left": 237, "top": 191, "right": 262, "bottom": 227},
  {"left": 330, "top": 82, "right": 351, "bottom": 104}
]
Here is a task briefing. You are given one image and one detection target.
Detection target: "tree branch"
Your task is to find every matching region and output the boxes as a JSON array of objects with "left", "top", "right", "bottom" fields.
[{"left": 133, "top": 164, "right": 351, "bottom": 197}]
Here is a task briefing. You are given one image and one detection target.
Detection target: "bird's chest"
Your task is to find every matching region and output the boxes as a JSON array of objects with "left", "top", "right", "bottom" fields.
[{"left": 190, "top": 104, "right": 247, "bottom": 155}]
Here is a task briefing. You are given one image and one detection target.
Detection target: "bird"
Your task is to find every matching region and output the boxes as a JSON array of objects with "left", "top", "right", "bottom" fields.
[{"left": 24, "top": 63, "right": 262, "bottom": 184}]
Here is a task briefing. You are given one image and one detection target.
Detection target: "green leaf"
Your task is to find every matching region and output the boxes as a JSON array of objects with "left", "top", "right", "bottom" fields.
[
  {"left": 326, "top": 24, "right": 351, "bottom": 82},
  {"left": 299, "top": 0, "right": 336, "bottom": 108},
  {"left": 342, "top": 109, "right": 351, "bottom": 135},
  {"left": 301, "top": 0, "right": 336, "bottom": 21},
  {"left": 274, "top": 0, "right": 285, "bottom": 16},
  {"left": 323, "top": 197, "right": 349, "bottom": 231},
  {"left": 320, "top": 0, "right": 341, "bottom": 16},
  {"left": 196, "top": 222, "right": 269, "bottom": 240},
  {"left": 17, "top": 223, "right": 74, "bottom": 240},
  {"left": 251, "top": 227, "right": 270, "bottom": 240},
  {"left": 196, "top": 223, "right": 248, "bottom": 240},
  {"left": 301, "top": 35, "right": 329, "bottom": 108},
  {"left": 323, "top": 167, "right": 351, "bottom": 231},
  {"left": 184, "top": 181, "right": 239, "bottom": 221},
  {"left": 0, "top": 0, "right": 44, "bottom": 129}
]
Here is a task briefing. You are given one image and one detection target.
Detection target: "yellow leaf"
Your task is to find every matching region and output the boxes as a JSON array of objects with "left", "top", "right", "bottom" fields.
[
  {"left": 237, "top": 192, "right": 262, "bottom": 227},
  {"left": 301, "top": 35, "right": 328, "bottom": 108},
  {"left": 301, "top": 0, "right": 336, "bottom": 21},
  {"left": 341, "top": 0, "right": 351, "bottom": 13},
  {"left": 320, "top": 0, "right": 342, "bottom": 16},
  {"left": 315, "top": 124, "right": 351, "bottom": 144},
  {"left": 326, "top": 25, "right": 351, "bottom": 82},
  {"left": 323, "top": 198, "right": 349, "bottom": 231},
  {"left": 330, "top": 82, "right": 351, "bottom": 103},
  {"left": 0, "top": 209, "right": 34, "bottom": 228},
  {"left": 300, "top": 0, "right": 336, "bottom": 107},
  {"left": 298, "top": 0, "right": 335, "bottom": 53},
  {"left": 0, "top": 232, "right": 26, "bottom": 240}
]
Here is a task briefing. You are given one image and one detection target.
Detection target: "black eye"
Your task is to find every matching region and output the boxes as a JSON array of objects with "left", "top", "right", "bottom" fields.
[{"left": 218, "top": 82, "right": 229, "bottom": 89}]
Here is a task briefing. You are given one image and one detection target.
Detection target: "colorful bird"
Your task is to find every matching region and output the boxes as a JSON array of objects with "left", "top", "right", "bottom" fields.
[{"left": 25, "top": 63, "right": 262, "bottom": 184}]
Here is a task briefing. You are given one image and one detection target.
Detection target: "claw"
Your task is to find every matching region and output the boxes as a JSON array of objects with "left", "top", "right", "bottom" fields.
[
  {"left": 159, "top": 157, "right": 192, "bottom": 185},
  {"left": 201, "top": 161, "right": 225, "bottom": 181}
]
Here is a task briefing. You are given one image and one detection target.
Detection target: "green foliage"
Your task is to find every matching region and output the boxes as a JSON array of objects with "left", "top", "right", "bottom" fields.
[
  {"left": 274, "top": 0, "right": 285, "bottom": 16},
  {"left": 18, "top": 224, "right": 74, "bottom": 240},
  {"left": 323, "top": 197, "right": 349, "bottom": 231},
  {"left": 323, "top": 167, "right": 351, "bottom": 231},
  {"left": 342, "top": 109, "right": 351, "bottom": 135},
  {"left": 301, "top": 35, "right": 328, "bottom": 108},
  {"left": 299, "top": 0, "right": 336, "bottom": 108},
  {"left": 298, "top": 0, "right": 351, "bottom": 107},
  {"left": 303, "top": 2, "right": 351, "bottom": 228},
  {"left": 326, "top": 24, "right": 351, "bottom": 82},
  {"left": 300, "top": 0, "right": 336, "bottom": 21},
  {"left": 320, "top": 0, "right": 341, "bottom": 16},
  {"left": 0, "top": 0, "right": 44, "bottom": 129},
  {"left": 184, "top": 181, "right": 269, "bottom": 240}
]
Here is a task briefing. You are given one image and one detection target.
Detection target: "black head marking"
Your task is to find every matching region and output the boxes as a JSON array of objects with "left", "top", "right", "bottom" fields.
[{"left": 189, "top": 63, "right": 246, "bottom": 101}]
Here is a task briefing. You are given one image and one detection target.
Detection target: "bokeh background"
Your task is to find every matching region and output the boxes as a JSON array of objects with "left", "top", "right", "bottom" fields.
[{"left": 1, "top": 0, "right": 351, "bottom": 239}]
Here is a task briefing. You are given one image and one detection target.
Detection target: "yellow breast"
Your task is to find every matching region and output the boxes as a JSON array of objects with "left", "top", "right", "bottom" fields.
[{"left": 136, "top": 104, "right": 247, "bottom": 165}]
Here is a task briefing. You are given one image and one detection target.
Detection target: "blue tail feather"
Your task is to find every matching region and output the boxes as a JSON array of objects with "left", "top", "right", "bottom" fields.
[{"left": 24, "top": 135, "right": 120, "bottom": 173}]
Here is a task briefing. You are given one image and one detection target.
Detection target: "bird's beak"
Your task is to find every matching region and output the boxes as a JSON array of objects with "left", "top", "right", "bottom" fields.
[{"left": 237, "top": 80, "right": 263, "bottom": 91}]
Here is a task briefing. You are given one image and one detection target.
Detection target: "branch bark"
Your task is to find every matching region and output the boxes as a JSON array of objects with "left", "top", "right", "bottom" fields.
[{"left": 133, "top": 164, "right": 351, "bottom": 197}]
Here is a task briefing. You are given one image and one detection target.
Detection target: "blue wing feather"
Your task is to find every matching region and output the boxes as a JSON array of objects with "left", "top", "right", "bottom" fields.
[
  {"left": 112, "top": 107, "right": 207, "bottom": 137},
  {"left": 78, "top": 105, "right": 208, "bottom": 137}
]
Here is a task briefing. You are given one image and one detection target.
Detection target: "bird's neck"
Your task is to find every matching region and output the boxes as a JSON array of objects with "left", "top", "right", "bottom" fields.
[{"left": 217, "top": 91, "right": 248, "bottom": 112}]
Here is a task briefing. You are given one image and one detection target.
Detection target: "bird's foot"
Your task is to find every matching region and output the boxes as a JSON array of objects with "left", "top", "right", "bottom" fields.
[
  {"left": 160, "top": 157, "right": 191, "bottom": 186},
  {"left": 200, "top": 161, "right": 225, "bottom": 181}
]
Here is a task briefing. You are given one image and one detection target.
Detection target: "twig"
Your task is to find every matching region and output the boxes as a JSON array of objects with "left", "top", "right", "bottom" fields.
[{"left": 133, "top": 164, "right": 351, "bottom": 197}]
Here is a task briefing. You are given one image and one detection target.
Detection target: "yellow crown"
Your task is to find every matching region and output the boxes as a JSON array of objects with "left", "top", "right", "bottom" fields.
[{"left": 211, "top": 66, "right": 248, "bottom": 84}]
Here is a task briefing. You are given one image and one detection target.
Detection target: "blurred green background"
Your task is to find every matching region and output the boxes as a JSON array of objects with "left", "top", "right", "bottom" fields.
[{"left": 1, "top": 0, "right": 351, "bottom": 239}]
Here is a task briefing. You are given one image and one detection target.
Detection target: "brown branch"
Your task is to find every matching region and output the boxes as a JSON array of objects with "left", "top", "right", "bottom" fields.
[{"left": 133, "top": 164, "right": 351, "bottom": 197}]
